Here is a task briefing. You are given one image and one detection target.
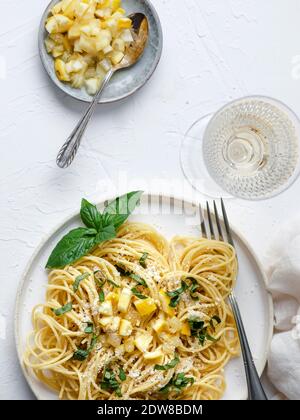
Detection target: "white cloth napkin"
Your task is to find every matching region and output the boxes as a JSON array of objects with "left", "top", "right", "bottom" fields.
[{"left": 265, "top": 219, "right": 300, "bottom": 400}]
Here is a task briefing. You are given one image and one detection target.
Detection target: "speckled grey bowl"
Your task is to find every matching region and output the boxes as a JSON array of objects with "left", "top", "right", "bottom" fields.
[{"left": 38, "top": 0, "right": 163, "bottom": 103}]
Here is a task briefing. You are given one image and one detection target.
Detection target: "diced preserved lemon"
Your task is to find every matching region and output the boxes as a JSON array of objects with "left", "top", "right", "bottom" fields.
[
  {"left": 103, "top": 45, "right": 113, "bottom": 54},
  {"left": 120, "top": 28, "right": 133, "bottom": 43},
  {"left": 119, "top": 319, "right": 132, "bottom": 336},
  {"left": 110, "top": 50, "right": 124, "bottom": 65},
  {"left": 98, "top": 300, "right": 113, "bottom": 316},
  {"left": 44, "top": 38, "right": 55, "bottom": 53},
  {"left": 68, "top": 23, "right": 82, "bottom": 39},
  {"left": 84, "top": 77, "right": 101, "bottom": 95},
  {"left": 99, "top": 316, "right": 112, "bottom": 327},
  {"left": 117, "top": 18, "right": 131, "bottom": 29},
  {"left": 107, "top": 333, "right": 121, "bottom": 347},
  {"left": 118, "top": 288, "right": 132, "bottom": 313},
  {"left": 99, "top": 58, "right": 112, "bottom": 72},
  {"left": 65, "top": 59, "right": 85, "bottom": 73},
  {"left": 111, "top": 0, "right": 121, "bottom": 11},
  {"left": 54, "top": 59, "right": 70, "bottom": 81},
  {"left": 112, "top": 38, "right": 125, "bottom": 52},
  {"left": 46, "top": 15, "right": 73, "bottom": 34},
  {"left": 144, "top": 348, "right": 163, "bottom": 361},
  {"left": 134, "top": 298, "right": 157, "bottom": 317},
  {"left": 106, "top": 291, "right": 119, "bottom": 303},
  {"left": 52, "top": 1, "right": 63, "bottom": 15},
  {"left": 63, "top": 0, "right": 80, "bottom": 18},
  {"left": 152, "top": 318, "right": 167, "bottom": 333},
  {"left": 134, "top": 333, "right": 152, "bottom": 352},
  {"left": 159, "top": 290, "right": 175, "bottom": 316},
  {"left": 124, "top": 337, "right": 135, "bottom": 353},
  {"left": 181, "top": 322, "right": 191, "bottom": 336},
  {"left": 106, "top": 316, "right": 121, "bottom": 332}
]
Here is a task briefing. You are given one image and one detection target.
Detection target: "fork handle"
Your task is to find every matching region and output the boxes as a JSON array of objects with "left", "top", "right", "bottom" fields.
[
  {"left": 56, "top": 68, "right": 115, "bottom": 169},
  {"left": 229, "top": 293, "right": 268, "bottom": 400}
]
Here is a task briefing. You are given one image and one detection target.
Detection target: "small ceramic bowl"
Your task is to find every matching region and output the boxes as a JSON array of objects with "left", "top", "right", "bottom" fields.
[{"left": 38, "top": 0, "right": 163, "bottom": 103}]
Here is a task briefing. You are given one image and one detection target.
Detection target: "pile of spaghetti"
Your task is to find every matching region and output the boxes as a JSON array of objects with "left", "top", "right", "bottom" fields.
[{"left": 23, "top": 222, "right": 239, "bottom": 400}]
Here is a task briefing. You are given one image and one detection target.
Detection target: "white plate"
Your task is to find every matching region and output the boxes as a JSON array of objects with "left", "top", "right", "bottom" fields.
[
  {"left": 39, "top": 0, "right": 163, "bottom": 103},
  {"left": 15, "top": 194, "right": 273, "bottom": 400}
]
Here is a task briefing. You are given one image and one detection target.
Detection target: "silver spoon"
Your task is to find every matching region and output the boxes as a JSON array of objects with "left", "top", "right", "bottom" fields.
[{"left": 56, "top": 13, "right": 149, "bottom": 169}]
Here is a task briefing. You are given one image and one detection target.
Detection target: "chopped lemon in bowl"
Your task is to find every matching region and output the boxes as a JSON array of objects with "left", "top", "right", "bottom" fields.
[{"left": 45, "top": 0, "right": 133, "bottom": 95}]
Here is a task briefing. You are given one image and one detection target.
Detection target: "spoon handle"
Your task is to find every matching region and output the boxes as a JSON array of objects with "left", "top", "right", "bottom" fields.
[{"left": 56, "top": 68, "right": 114, "bottom": 169}]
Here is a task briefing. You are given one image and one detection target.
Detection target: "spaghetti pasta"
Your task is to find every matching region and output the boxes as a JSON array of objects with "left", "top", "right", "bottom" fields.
[{"left": 23, "top": 222, "right": 239, "bottom": 400}]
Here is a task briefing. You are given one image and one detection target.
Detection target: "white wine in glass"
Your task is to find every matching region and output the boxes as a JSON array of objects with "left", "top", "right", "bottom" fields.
[{"left": 181, "top": 96, "right": 300, "bottom": 200}]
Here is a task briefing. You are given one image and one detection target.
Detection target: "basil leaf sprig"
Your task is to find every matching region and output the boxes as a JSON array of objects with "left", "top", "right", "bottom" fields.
[
  {"left": 154, "top": 354, "right": 179, "bottom": 371},
  {"left": 188, "top": 317, "right": 219, "bottom": 346},
  {"left": 159, "top": 372, "right": 194, "bottom": 394},
  {"left": 46, "top": 191, "right": 143, "bottom": 269},
  {"left": 52, "top": 302, "right": 72, "bottom": 316}
]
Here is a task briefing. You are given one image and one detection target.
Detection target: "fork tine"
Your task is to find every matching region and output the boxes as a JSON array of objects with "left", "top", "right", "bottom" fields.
[
  {"left": 206, "top": 201, "right": 215, "bottom": 239},
  {"left": 199, "top": 204, "right": 207, "bottom": 238},
  {"left": 213, "top": 200, "right": 223, "bottom": 241},
  {"left": 220, "top": 198, "right": 234, "bottom": 247}
]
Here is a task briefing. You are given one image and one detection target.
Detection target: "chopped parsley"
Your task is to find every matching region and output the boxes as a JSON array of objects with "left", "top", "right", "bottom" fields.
[{"left": 52, "top": 302, "right": 72, "bottom": 316}]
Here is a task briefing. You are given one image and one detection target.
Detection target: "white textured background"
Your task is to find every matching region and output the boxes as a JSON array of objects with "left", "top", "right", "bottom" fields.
[{"left": 1, "top": 0, "right": 300, "bottom": 399}]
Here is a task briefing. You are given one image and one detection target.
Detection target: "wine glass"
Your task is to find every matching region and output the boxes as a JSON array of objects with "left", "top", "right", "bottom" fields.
[{"left": 180, "top": 96, "right": 300, "bottom": 200}]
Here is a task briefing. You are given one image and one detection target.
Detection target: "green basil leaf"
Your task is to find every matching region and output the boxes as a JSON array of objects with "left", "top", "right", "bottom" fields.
[
  {"left": 73, "top": 272, "right": 90, "bottom": 292},
  {"left": 100, "top": 368, "right": 122, "bottom": 396},
  {"left": 73, "top": 349, "right": 89, "bottom": 361},
  {"left": 167, "top": 281, "right": 188, "bottom": 307},
  {"left": 94, "top": 224, "right": 116, "bottom": 244},
  {"left": 52, "top": 302, "right": 72, "bottom": 316},
  {"left": 119, "top": 368, "right": 126, "bottom": 381},
  {"left": 130, "top": 273, "right": 147, "bottom": 287},
  {"left": 84, "top": 323, "right": 94, "bottom": 334},
  {"left": 159, "top": 372, "right": 194, "bottom": 394},
  {"left": 139, "top": 252, "right": 148, "bottom": 268},
  {"left": 46, "top": 228, "right": 97, "bottom": 269},
  {"left": 103, "top": 191, "right": 143, "bottom": 229},
  {"left": 80, "top": 198, "right": 101, "bottom": 230},
  {"left": 89, "top": 334, "right": 98, "bottom": 350},
  {"left": 99, "top": 289, "right": 105, "bottom": 302},
  {"left": 154, "top": 354, "right": 179, "bottom": 371},
  {"left": 108, "top": 279, "right": 121, "bottom": 288},
  {"left": 131, "top": 287, "right": 148, "bottom": 299}
]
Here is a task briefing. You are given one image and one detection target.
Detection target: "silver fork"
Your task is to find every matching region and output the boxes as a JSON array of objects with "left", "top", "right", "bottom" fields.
[{"left": 200, "top": 199, "right": 268, "bottom": 400}]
